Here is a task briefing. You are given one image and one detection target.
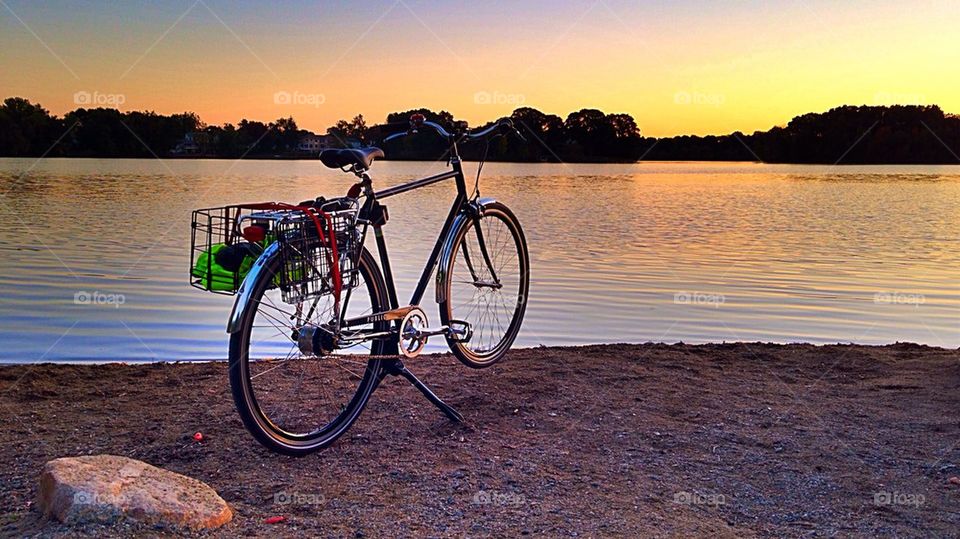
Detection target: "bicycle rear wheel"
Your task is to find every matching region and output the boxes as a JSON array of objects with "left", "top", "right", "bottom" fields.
[
  {"left": 440, "top": 202, "right": 529, "bottom": 368},
  {"left": 228, "top": 247, "right": 389, "bottom": 456}
]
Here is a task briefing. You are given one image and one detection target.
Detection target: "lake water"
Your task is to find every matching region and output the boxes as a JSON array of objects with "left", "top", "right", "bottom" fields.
[{"left": 0, "top": 158, "right": 957, "bottom": 362}]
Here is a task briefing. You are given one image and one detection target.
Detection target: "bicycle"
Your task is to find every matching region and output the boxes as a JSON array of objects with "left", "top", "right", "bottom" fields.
[{"left": 189, "top": 114, "right": 530, "bottom": 455}]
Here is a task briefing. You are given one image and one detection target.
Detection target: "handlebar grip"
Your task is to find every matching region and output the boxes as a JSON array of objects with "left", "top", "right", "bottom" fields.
[
  {"left": 383, "top": 131, "right": 407, "bottom": 143},
  {"left": 375, "top": 120, "right": 413, "bottom": 143}
]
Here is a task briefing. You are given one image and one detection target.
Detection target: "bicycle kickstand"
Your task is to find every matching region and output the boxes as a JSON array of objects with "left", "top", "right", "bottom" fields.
[{"left": 380, "top": 359, "right": 464, "bottom": 423}]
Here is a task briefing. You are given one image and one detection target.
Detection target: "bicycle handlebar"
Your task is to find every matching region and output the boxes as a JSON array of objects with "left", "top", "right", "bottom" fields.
[
  {"left": 423, "top": 120, "right": 454, "bottom": 139},
  {"left": 381, "top": 115, "right": 526, "bottom": 144}
]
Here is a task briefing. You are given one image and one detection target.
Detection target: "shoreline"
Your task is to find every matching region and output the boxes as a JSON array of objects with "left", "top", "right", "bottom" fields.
[
  {"left": 2, "top": 342, "right": 959, "bottom": 537},
  {"left": 7, "top": 156, "right": 960, "bottom": 165},
  {"left": 0, "top": 341, "right": 956, "bottom": 365}
]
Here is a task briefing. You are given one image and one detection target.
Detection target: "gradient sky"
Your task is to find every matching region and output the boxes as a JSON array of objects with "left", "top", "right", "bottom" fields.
[{"left": 2, "top": 0, "right": 958, "bottom": 137}]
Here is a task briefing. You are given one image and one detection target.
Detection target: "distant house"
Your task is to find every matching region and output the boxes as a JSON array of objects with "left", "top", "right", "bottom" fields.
[
  {"left": 172, "top": 132, "right": 214, "bottom": 155},
  {"left": 297, "top": 134, "right": 337, "bottom": 153}
]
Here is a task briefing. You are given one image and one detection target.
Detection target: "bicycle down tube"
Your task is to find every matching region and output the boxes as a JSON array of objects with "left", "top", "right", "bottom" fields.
[{"left": 370, "top": 157, "right": 469, "bottom": 312}]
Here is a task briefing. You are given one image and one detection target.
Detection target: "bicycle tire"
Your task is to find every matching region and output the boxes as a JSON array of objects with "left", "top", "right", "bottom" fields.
[
  {"left": 439, "top": 201, "right": 529, "bottom": 368},
  {"left": 228, "top": 247, "right": 389, "bottom": 456}
]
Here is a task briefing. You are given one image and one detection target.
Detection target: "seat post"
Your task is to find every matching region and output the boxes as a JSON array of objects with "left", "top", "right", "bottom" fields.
[{"left": 359, "top": 172, "right": 374, "bottom": 197}]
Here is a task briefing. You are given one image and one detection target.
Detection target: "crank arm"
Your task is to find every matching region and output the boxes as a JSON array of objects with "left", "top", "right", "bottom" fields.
[
  {"left": 411, "top": 326, "right": 449, "bottom": 338},
  {"left": 408, "top": 320, "right": 473, "bottom": 343}
]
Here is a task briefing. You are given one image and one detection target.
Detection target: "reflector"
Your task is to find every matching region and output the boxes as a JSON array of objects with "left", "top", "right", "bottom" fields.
[{"left": 242, "top": 225, "right": 266, "bottom": 243}]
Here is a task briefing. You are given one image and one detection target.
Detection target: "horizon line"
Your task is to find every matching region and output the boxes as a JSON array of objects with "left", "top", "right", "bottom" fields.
[{"left": 4, "top": 95, "right": 950, "bottom": 140}]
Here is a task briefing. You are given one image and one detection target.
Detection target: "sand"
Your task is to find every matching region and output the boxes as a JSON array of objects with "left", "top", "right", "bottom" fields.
[{"left": 1, "top": 342, "right": 958, "bottom": 537}]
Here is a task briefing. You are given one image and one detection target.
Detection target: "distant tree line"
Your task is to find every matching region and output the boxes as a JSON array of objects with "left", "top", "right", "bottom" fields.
[
  {"left": 367, "top": 107, "right": 644, "bottom": 162},
  {"left": 1, "top": 96, "right": 958, "bottom": 163},
  {"left": 645, "top": 105, "right": 960, "bottom": 164},
  {"left": 0, "top": 98, "right": 306, "bottom": 159}
]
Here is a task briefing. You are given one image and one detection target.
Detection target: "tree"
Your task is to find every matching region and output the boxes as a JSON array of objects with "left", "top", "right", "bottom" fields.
[
  {"left": 325, "top": 114, "right": 369, "bottom": 147},
  {"left": 63, "top": 107, "right": 127, "bottom": 157},
  {"left": 385, "top": 108, "right": 455, "bottom": 128},
  {"left": 0, "top": 98, "right": 61, "bottom": 156},
  {"left": 237, "top": 119, "right": 271, "bottom": 154},
  {"left": 214, "top": 123, "right": 240, "bottom": 157},
  {"left": 563, "top": 109, "right": 612, "bottom": 159},
  {"left": 349, "top": 114, "right": 368, "bottom": 143},
  {"left": 562, "top": 109, "right": 645, "bottom": 161},
  {"left": 509, "top": 107, "right": 565, "bottom": 161},
  {"left": 273, "top": 117, "right": 299, "bottom": 152}
]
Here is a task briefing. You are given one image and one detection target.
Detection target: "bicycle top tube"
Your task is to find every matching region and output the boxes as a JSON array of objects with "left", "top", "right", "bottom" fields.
[
  {"left": 358, "top": 114, "right": 526, "bottom": 201},
  {"left": 373, "top": 168, "right": 461, "bottom": 200}
]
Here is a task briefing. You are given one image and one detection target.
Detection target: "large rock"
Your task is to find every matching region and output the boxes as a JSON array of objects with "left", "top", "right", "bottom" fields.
[{"left": 37, "top": 455, "right": 232, "bottom": 530}]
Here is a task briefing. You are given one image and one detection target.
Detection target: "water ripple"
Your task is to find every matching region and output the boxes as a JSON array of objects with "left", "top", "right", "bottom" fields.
[{"left": 0, "top": 159, "right": 958, "bottom": 362}]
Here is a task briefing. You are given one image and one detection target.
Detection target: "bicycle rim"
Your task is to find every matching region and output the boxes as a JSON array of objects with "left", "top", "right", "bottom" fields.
[
  {"left": 442, "top": 203, "right": 529, "bottom": 367},
  {"left": 229, "top": 248, "right": 388, "bottom": 453}
]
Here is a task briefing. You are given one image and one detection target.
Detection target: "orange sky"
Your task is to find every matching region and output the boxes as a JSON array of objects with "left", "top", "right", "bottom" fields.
[{"left": 1, "top": 0, "right": 957, "bottom": 137}]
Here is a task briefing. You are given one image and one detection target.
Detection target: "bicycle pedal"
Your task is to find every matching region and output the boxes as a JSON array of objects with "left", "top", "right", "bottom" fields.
[{"left": 446, "top": 319, "right": 473, "bottom": 343}]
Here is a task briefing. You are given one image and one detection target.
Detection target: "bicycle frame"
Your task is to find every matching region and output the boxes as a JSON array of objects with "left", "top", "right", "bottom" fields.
[{"left": 226, "top": 153, "right": 496, "bottom": 342}]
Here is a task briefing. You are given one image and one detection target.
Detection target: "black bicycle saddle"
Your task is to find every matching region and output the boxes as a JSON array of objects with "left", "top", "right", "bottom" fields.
[{"left": 319, "top": 147, "right": 384, "bottom": 170}]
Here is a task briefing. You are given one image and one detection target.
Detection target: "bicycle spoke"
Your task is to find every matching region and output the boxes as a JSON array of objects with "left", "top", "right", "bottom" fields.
[
  {"left": 241, "top": 249, "right": 384, "bottom": 441},
  {"left": 446, "top": 209, "right": 526, "bottom": 361}
]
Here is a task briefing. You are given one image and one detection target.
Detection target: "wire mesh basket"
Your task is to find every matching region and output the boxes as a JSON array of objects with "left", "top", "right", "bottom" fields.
[
  {"left": 190, "top": 205, "right": 272, "bottom": 294},
  {"left": 275, "top": 202, "right": 362, "bottom": 304},
  {"left": 190, "top": 200, "right": 362, "bottom": 303}
]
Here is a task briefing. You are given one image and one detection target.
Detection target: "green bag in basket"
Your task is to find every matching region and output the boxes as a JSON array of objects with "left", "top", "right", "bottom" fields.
[{"left": 192, "top": 243, "right": 257, "bottom": 292}]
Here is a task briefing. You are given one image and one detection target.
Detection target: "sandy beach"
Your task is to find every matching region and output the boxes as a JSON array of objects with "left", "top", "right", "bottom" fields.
[{"left": 1, "top": 342, "right": 958, "bottom": 537}]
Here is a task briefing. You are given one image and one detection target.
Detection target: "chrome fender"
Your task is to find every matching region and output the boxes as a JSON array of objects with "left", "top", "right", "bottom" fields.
[
  {"left": 227, "top": 241, "right": 281, "bottom": 333},
  {"left": 435, "top": 197, "right": 496, "bottom": 304}
]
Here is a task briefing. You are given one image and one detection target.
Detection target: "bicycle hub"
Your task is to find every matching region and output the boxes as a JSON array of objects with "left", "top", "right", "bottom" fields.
[{"left": 297, "top": 325, "right": 336, "bottom": 357}]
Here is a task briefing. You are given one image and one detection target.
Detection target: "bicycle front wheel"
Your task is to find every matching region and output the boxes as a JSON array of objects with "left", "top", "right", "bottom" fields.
[
  {"left": 228, "top": 247, "right": 389, "bottom": 456},
  {"left": 440, "top": 202, "right": 529, "bottom": 368}
]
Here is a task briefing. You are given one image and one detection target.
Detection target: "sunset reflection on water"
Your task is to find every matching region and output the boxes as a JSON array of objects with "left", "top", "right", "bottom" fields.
[{"left": 0, "top": 159, "right": 957, "bottom": 362}]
